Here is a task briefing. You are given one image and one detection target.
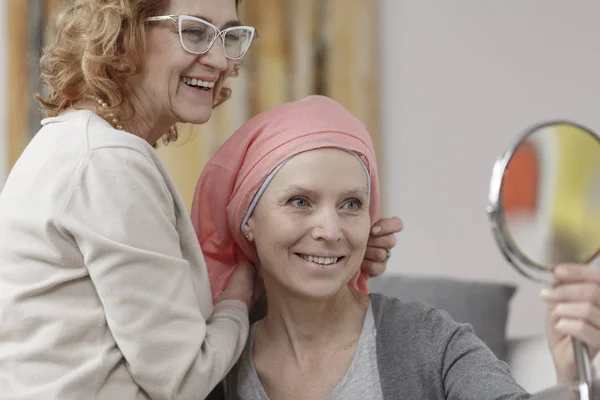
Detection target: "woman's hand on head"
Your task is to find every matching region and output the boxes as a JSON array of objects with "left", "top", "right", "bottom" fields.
[
  {"left": 362, "top": 216, "right": 403, "bottom": 278},
  {"left": 215, "top": 261, "right": 257, "bottom": 310},
  {"left": 541, "top": 263, "right": 600, "bottom": 383}
]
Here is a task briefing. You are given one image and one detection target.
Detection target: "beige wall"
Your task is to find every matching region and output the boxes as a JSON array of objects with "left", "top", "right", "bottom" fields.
[{"left": 379, "top": 0, "right": 600, "bottom": 338}]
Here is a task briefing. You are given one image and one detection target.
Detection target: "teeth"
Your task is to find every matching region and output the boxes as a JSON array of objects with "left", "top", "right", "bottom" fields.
[
  {"left": 300, "top": 254, "right": 339, "bottom": 265},
  {"left": 182, "top": 76, "right": 215, "bottom": 89}
]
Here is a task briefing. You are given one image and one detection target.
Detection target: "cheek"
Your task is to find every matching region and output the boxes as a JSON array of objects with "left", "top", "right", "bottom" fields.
[
  {"left": 224, "top": 60, "right": 236, "bottom": 77},
  {"left": 253, "top": 217, "right": 302, "bottom": 257},
  {"left": 216, "top": 62, "right": 237, "bottom": 90},
  {"left": 140, "top": 49, "right": 181, "bottom": 88},
  {"left": 345, "top": 217, "right": 372, "bottom": 249}
]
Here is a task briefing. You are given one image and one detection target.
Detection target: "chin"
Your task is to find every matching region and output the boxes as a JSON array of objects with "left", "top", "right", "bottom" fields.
[
  {"left": 290, "top": 279, "right": 349, "bottom": 301},
  {"left": 176, "top": 107, "right": 213, "bottom": 125}
]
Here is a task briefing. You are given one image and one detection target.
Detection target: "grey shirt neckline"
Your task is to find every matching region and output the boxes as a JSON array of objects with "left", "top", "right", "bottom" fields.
[{"left": 240, "top": 302, "right": 375, "bottom": 400}]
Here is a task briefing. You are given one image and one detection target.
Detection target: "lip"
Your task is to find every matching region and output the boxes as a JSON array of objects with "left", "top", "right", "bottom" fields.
[
  {"left": 180, "top": 80, "right": 214, "bottom": 98},
  {"left": 294, "top": 254, "right": 344, "bottom": 274},
  {"left": 295, "top": 252, "right": 345, "bottom": 258}
]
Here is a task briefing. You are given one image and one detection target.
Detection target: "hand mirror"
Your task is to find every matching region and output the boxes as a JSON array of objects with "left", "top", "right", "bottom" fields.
[{"left": 488, "top": 121, "right": 600, "bottom": 399}]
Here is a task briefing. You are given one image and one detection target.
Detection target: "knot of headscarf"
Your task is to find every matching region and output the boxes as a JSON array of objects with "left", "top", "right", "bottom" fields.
[{"left": 191, "top": 95, "right": 380, "bottom": 301}]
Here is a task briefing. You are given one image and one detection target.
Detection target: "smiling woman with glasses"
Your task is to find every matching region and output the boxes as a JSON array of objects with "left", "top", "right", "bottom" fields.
[
  {"left": 0, "top": 0, "right": 403, "bottom": 399},
  {"left": 0, "top": 0, "right": 257, "bottom": 399}
]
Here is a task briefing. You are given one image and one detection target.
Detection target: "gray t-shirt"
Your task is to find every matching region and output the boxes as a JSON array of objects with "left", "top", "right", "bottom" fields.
[
  {"left": 227, "top": 303, "right": 383, "bottom": 400},
  {"left": 219, "top": 294, "right": 531, "bottom": 400}
]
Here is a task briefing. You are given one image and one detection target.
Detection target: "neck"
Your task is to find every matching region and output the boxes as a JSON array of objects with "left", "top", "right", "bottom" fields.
[
  {"left": 258, "top": 281, "right": 369, "bottom": 356},
  {"left": 122, "top": 89, "right": 175, "bottom": 146}
]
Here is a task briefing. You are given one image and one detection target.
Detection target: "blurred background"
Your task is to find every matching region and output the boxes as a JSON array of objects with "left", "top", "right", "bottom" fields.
[{"left": 1, "top": 0, "right": 600, "bottom": 341}]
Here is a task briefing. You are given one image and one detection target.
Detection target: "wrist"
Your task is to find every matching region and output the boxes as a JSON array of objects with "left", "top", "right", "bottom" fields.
[
  {"left": 555, "top": 362, "right": 597, "bottom": 385},
  {"left": 216, "top": 292, "right": 252, "bottom": 309},
  {"left": 214, "top": 298, "right": 249, "bottom": 313}
]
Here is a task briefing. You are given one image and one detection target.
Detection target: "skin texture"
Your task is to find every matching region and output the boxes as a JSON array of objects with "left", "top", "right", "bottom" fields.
[
  {"left": 242, "top": 149, "right": 373, "bottom": 400},
  {"left": 244, "top": 149, "right": 372, "bottom": 300}
]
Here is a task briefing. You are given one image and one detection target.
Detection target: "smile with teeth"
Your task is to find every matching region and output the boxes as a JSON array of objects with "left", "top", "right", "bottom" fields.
[
  {"left": 298, "top": 254, "right": 341, "bottom": 265},
  {"left": 182, "top": 76, "right": 215, "bottom": 91}
]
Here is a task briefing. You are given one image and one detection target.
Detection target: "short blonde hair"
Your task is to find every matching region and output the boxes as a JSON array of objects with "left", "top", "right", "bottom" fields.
[{"left": 37, "top": 0, "right": 242, "bottom": 144}]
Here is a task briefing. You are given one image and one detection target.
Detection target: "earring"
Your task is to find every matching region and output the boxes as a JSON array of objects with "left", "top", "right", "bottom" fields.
[{"left": 244, "top": 233, "right": 250, "bottom": 240}]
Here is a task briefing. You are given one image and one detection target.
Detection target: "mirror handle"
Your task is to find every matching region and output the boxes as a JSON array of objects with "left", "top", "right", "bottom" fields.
[{"left": 573, "top": 338, "right": 593, "bottom": 400}]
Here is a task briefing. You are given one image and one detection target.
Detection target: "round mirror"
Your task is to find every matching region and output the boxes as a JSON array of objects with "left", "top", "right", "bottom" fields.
[
  {"left": 488, "top": 120, "right": 600, "bottom": 399},
  {"left": 488, "top": 121, "right": 600, "bottom": 283}
]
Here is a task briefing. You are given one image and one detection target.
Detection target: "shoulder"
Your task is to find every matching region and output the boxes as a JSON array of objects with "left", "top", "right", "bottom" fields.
[
  {"left": 42, "top": 110, "right": 157, "bottom": 160},
  {"left": 50, "top": 114, "right": 176, "bottom": 217},
  {"left": 221, "top": 322, "right": 261, "bottom": 400},
  {"left": 47, "top": 111, "right": 169, "bottom": 191},
  {"left": 370, "top": 292, "right": 459, "bottom": 328},
  {"left": 370, "top": 292, "right": 473, "bottom": 350}
]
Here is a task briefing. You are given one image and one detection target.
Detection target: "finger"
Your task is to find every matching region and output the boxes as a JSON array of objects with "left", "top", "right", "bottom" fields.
[
  {"left": 364, "top": 246, "right": 389, "bottom": 263},
  {"left": 361, "top": 260, "right": 385, "bottom": 278},
  {"left": 371, "top": 216, "right": 403, "bottom": 236},
  {"left": 553, "top": 264, "right": 600, "bottom": 284},
  {"left": 541, "top": 283, "right": 600, "bottom": 307},
  {"left": 552, "top": 302, "right": 600, "bottom": 332},
  {"left": 367, "top": 233, "right": 397, "bottom": 250},
  {"left": 554, "top": 317, "right": 600, "bottom": 349},
  {"left": 547, "top": 302, "right": 560, "bottom": 326}
]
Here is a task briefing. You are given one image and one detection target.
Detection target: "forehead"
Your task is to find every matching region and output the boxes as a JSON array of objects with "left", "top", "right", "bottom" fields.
[
  {"left": 167, "top": 0, "right": 239, "bottom": 25},
  {"left": 268, "top": 148, "right": 369, "bottom": 193}
]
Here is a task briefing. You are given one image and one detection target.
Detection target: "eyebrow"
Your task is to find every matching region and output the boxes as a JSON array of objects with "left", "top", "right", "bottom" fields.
[
  {"left": 188, "top": 14, "right": 242, "bottom": 29},
  {"left": 282, "top": 185, "right": 369, "bottom": 198}
]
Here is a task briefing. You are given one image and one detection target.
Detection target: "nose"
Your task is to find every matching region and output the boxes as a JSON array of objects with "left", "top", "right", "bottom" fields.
[
  {"left": 311, "top": 209, "right": 343, "bottom": 243},
  {"left": 198, "top": 38, "right": 228, "bottom": 71}
]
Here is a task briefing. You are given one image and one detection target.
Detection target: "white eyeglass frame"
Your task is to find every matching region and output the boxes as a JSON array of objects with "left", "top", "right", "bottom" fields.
[{"left": 146, "top": 14, "right": 255, "bottom": 60}]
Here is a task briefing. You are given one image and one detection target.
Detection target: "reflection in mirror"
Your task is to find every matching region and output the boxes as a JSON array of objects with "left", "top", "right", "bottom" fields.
[{"left": 500, "top": 122, "right": 600, "bottom": 269}]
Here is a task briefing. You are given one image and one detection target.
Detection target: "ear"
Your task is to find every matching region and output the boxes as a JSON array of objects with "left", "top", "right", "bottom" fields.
[{"left": 242, "top": 223, "right": 254, "bottom": 242}]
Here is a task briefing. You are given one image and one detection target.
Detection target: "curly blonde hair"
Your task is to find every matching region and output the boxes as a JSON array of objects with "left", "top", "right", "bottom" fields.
[{"left": 37, "top": 0, "right": 242, "bottom": 145}]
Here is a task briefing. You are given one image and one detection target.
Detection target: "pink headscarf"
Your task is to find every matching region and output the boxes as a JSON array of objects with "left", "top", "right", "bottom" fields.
[{"left": 191, "top": 95, "right": 380, "bottom": 301}]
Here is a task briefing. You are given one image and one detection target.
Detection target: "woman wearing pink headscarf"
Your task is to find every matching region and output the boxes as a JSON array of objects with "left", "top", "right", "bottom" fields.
[
  {"left": 194, "top": 95, "right": 600, "bottom": 399},
  {"left": 192, "top": 96, "right": 538, "bottom": 399}
]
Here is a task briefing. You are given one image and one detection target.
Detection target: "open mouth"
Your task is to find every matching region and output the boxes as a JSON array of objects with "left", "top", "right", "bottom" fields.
[
  {"left": 296, "top": 253, "right": 344, "bottom": 266},
  {"left": 181, "top": 76, "right": 215, "bottom": 91}
]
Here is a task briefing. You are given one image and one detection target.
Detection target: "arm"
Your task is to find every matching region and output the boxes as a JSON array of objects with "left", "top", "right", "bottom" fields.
[
  {"left": 58, "top": 147, "right": 249, "bottom": 399},
  {"left": 427, "top": 309, "right": 531, "bottom": 400}
]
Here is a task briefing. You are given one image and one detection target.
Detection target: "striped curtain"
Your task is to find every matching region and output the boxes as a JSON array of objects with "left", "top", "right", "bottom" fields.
[{"left": 7, "top": 0, "right": 380, "bottom": 209}]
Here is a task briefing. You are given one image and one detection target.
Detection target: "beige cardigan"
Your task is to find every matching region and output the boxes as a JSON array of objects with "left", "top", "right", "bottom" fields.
[{"left": 0, "top": 111, "right": 249, "bottom": 399}]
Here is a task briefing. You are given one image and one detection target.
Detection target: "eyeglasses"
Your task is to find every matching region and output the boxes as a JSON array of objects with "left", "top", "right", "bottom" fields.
[{"left": 146, "top": 15, "right": 255, "bottom": 60}]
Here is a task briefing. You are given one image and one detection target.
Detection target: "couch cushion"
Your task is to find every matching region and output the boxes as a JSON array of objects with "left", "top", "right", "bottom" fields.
[{"left": 369, "top": 274, "right": 516, "bottom": 361}]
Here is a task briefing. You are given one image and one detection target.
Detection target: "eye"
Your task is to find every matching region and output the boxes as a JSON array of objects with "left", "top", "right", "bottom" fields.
[
  {"left": 182, "top": 28, "right": 209, "bottom": 42},
  {"left": 343, "top": 199, "right": 363, "bottom": 211},
  {"left": 289, "top": 197, "right": 309, "bottom": 208},
  {"left": 224, "top": 31, "right": 241, "bottom": 42}
]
